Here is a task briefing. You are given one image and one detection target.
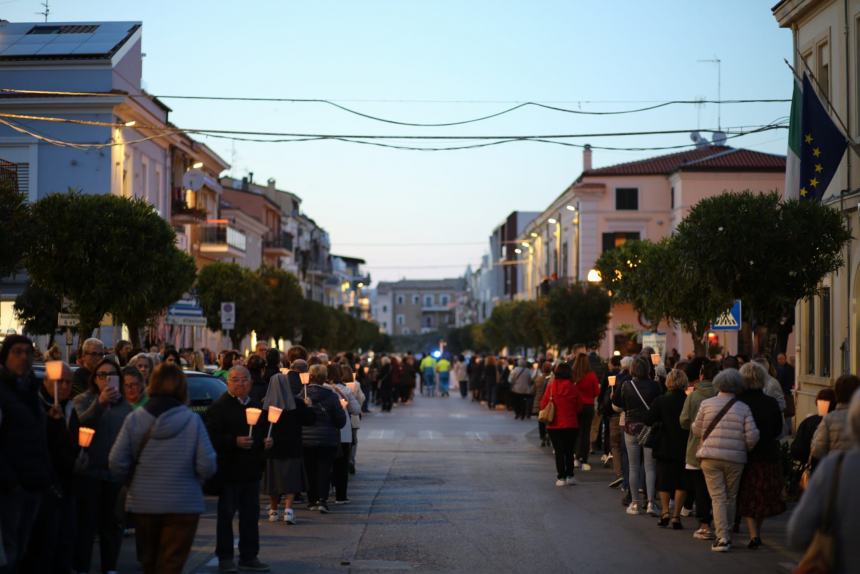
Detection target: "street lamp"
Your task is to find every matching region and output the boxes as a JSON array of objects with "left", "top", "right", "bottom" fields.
[{"left": 587, "top": 269, "right": 602, "bottom": 283}]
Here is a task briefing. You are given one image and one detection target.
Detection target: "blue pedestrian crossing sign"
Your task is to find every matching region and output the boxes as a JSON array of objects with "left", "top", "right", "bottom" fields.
[{"left": 712, "top": 300, "right": 742, "bottom": 331}]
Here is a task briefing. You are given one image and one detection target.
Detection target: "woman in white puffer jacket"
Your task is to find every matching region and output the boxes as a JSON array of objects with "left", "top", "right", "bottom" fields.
[{"left": 692, "top": 368, "right": 759, "bottom": 553}]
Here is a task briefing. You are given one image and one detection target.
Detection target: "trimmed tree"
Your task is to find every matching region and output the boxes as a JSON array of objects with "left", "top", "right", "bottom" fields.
[
  {"left": 544, "top": 282, "right": 611, "bottom": 351},
  {"left": 257, "top": 266, "right": 304, "bottom": 343},
  {"left": 13, "top": 280, "right": 62, "bottom": 339},
  {"left": 0, "top": 178, "right": 29, "bottom": 277},
  {"left": 197, "top": 262, "right": 266, "bottom": 349}
]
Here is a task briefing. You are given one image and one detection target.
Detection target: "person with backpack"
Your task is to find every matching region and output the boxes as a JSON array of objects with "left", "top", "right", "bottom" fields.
[{"left": 109, "top": 364, "right": 216, "bottom": 574}]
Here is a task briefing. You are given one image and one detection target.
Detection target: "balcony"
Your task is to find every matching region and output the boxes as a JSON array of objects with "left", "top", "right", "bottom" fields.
[
  {"left": 263, "top": 231, "right": 293, "bottom": 257},
  {"left": 199, "top": 223, "right": 246, "bottom": 258},
  {"left": 171, "top": 198, "right": 207, "bottom": 225}
]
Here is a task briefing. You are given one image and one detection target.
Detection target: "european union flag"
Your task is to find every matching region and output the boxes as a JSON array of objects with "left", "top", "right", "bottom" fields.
[{"left": 799, "top": 74, "right": 847, "bottom": 202}]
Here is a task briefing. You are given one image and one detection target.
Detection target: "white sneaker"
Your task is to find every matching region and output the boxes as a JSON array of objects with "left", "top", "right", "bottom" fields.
[
  {"left": 555, "top": 479, "right": 567, "bottom": 486},
  {"left": 573, "top": 459, "right": 581, "bottom": 469},
  {"left": 626, "top": 502, "right": 641, "bottom": 515},
  {"left": 581, "top": 463, "right": 592, "bottom": 471},
  {"left": 284, "top": 508, "right": 295, "bottom": 525},
  {"left": 566, "top": 476, "right": 578, "bottom": 486},
  {"left": 646, "top": 502, "right": 658, "bottom": 516},
  {"left": 267, "top": 508, "right": 279, "bottom": 522}
]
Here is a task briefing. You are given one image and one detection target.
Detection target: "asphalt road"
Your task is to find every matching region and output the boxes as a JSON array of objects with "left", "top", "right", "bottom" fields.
[{"left": 112, "top": 392, "right": 802, "bottom": 573}]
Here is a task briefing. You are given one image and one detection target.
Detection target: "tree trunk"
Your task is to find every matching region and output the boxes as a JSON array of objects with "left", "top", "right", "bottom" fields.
[
  {"left": 128, "top": 323, "right": 142, "bottom": 351},
  {"left": 691, "top": 333, "right": 707, "bottom": 357}
]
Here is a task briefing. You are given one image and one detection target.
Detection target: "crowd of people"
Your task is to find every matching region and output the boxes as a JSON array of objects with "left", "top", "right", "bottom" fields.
[{"left": 0, "top": 335, "right": 369, "bottom": 574}]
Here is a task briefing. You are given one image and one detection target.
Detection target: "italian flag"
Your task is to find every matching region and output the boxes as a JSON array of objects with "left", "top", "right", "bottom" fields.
[{"left": 784, "top": 78, "right": 802, "bottom": 201}]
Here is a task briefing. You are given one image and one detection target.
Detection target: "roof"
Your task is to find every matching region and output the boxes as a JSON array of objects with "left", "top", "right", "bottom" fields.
[
  {"left": 0, "top": 21, "right": 141, "bottom": 61},
  {"left": 377, "top": 278, "right": 466, "bottom": 292},
  {"left": 331, "top": 254, "right": 366, "bottom": 265},
  {"left": 579, "top": 146, "right": 785, "bottom": 178}
]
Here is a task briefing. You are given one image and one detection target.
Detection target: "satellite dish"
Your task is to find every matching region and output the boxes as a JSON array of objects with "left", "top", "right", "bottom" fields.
[
  {"left": 690, "top": 131, "right": 701, "bottom": 142},
  {"left": 712, "top": 131, "right": 727, "bottom": 146},
  {"left": 182, "top": 169, "right": 206, "bottom": 191}
]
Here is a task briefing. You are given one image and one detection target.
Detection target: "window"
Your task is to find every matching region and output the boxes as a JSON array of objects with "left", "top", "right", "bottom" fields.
[
  {"left": 602, "top": 232, "right": 640, "bottom": 252},
  {"left": 382, "top": 305, "right": 387, "bottom": 313},
  {"left": 616, "top": 188, "right": 638, "bottom": 210},
  {"left": 440, "top": 295, "right": 449, "bottom": 306},
  {"left": 561, "top": 241, "right": 569, "bottom": 277},
  {"left": 424, "top": 316, "right": 434, "bottom": 328},
  {"left": 396, "top": 295, "right": 404, "bottom": 305},
  {"left": 670, "top": 186, "right": 675, "bottom": 210},
  {"left": 412, "top": 295, "right": 419, "bottom": 304},
  {"left": 807, "top": 298, "right": 816, "bottom": 375},
  {"left": 424, "top": 295, "right": 433, "bottom": 307},
  {"left": 396, "top": 314, "right": 405, "bottom": 326},
  {"left": 442, "top": 315, "right": 449, "bottom": 325},
  {"left": 821, "top": 287, "right": 831, "bottom": 377},
  {"left": 818, "top": 40, "right": 830, "bottom": 100},
  {"left": 140, "top": 156, "right": 148, "bottom": 202}
]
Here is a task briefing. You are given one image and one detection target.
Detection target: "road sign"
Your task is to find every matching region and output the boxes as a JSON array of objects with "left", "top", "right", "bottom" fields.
[
  {"left": 57, "top": 313, "right": 80, "bottom": 327},
  {"left": 167, "top": 299, "right": 206, "bottom": 326},
  {"left": 712, "top": 300, "right": 742, "bottom": 331},
  {"left": 221, "top": 301, "right": 235, "bottom": 330}
]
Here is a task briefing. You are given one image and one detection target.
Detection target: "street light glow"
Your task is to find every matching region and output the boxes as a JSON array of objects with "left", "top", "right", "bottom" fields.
[
  {"left": 192, "top": 161, "right": 204, "bottom": 169},
  {"left": 530, "top": 232, "right": 538, "bottom": 238},
  {"left": 123, "top": 120, "right": 136, "bottom": 127},
  {"left": 565, "top": 205, "right": 577, "bottom": 211},
  {"left": 521, "top": 241, "right": 529, "bottom": 247},
  {"left": 587, "top": 269, "right": 602, "bottom": 282},
  {"left": 548, "top": 218, "right": 557, "bottom": 224},
  {"left": 514, "top": 248, "right": 522, "bottom": 254}
]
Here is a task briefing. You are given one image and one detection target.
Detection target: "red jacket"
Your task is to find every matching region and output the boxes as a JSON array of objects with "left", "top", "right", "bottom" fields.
[
  {"left": 575, "top": 371, "right": 600, "bottom": 406},
  {"left": 539, "top": 378, "right": 583, "bottom": 429}
]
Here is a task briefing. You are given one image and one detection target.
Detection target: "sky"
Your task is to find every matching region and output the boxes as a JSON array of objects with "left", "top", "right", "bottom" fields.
[{"left": 2, "top": 0, "right": 794, "bottom": 284}]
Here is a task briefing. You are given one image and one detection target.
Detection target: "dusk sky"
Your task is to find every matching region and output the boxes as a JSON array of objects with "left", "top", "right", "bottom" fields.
[{"left": 3, "top": 0, "right": 793, "bottom": 284}]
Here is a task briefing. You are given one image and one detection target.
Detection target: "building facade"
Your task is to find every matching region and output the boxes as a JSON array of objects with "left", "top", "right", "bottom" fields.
[
  {"left": 774, "top": 0, "right": 860, "bottom": 416},
  {"left": 374, "top": 278, "right": 467, "bottom": 336},
  {"left": 516, "top": 144, "right": 785, "bottom": 358}
]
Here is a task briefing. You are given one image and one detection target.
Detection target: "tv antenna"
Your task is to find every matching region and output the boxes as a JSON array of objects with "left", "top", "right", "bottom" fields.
[
  {"left": 698, "top": 56, "right": 722, "bottom": 130},
  {"left": 37, "top": 0, "right": 50, "bottom": 22}
]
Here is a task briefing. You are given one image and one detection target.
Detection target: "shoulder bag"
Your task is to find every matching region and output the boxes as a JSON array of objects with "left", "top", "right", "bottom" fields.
[
  {"left": 694, "top": 398, "right": 738, "bottom": 460},
  {"left": 538, "top": 380, "right": 556, "bottom": 424},
  {"left": 793, "top": 452, "right": 845, "bottom": 574},
  {"left": 628, "top": 380, "right": 659, "bottom": 448}
]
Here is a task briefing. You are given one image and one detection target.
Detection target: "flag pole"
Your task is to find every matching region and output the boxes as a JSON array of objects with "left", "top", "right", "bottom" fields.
[{"left": 784, "top": 56, "right": 853, "bottom": 144}]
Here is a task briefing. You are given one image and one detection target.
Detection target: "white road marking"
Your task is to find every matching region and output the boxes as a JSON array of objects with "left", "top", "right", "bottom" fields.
[
  {"left": 418, "top": 430, "right": 441, "bottom": 439},
  {"left": 467, "top": 431, "right": 490, "bottom": 441}
]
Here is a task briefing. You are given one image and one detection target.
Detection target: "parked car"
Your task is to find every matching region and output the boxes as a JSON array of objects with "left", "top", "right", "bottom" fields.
[{"left": 184, "top": 370, "right": 228, "bottom": 415}]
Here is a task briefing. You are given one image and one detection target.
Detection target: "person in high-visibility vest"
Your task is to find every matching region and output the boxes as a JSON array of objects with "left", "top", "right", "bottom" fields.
[
  {"left": 435, "top": 356, "right": 452, "bottom": 397},
  {"left": 419, "top": 354, "right": 437, "bottom": 397}
]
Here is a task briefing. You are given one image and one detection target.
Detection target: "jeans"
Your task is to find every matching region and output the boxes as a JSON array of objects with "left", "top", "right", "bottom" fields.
[
  {"left": 303, "top": 445, "right": 336, "bottom": 505},
  {"left": 438, "top": 372, "right": 450, "bottom": 395},
  {"left": 423, "top": 369, "right": 436, "bottom": 396},
  {"left": 547, "top": 428, "right": 579, "bottom": 479},
  {"left": 624, "top": 432, "right": 656, "bottom": 505},
  {"left": 459, "top": 380, "right": 468, "bottom": 398},
  {"left": 133, "top": 513, "right": 199, "bottom": 574},
  {"left": 0, "top": 487, "right": 41, "bottom": 574},
  {"left": 332, "top": 443, "right": 353, "bottom": 501},
  {"left": 216, "top": 480, "right": 260, "bottom": 562},
  {"left": 700, "top": 459, "right": 744, "bottom": 543},
  {"left": 73, "top": 477, "right": 123, "bottom": 574},
  {"left": 576, "top": 405, "right": 595, "bottom": 462}
]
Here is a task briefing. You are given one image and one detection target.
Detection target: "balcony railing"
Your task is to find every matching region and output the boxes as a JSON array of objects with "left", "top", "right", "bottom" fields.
[
  {"left": 200, "top": 223, "right": 246, "bottom": 252},
  {"left": 263, "top": 231, "right": 293, "bottom": 252},
  {"left": 171, "top": 198, "right": 207, "bottom": 221}
]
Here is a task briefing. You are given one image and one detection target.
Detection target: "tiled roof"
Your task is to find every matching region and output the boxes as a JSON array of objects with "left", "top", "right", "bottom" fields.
[
  {"left": 377, "top": 278, "right": 466, "bottom": 292},
  {"left": 581, "top": 146, "right": 785, "bottom": 177}
]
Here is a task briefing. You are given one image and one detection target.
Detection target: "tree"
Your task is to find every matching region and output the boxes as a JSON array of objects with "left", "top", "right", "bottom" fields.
[
  {"left": 482, "top": 301, "right": 516, "bottom": 352},
  {"left": 544, "top": 282, "right": 611, "bottom": 351},
  {"left": 25, "top": 192, "right": 191, "bottom": 337},
  {"left": 197, "top": 262, "right": 266, "bottom": 349},
  {"left": 299, "top": 300, "right": 336, "bottom": 350},
  {"left": 114, "top": 248, "right": 197, "bottom": 349},
  {"left": 13, "top": 280, "right": 62, "bottom": 338},
  {"left": 510, "top": 299, "right": 549, "bottom": 351},
  {"left": 0, "top": 177, "right": 29, "bottom": 277},
  {"left": 675, "top": 191, "right": 851, "bottom": 354},
  {"left": 256, "top": 267, "right": 304, "bottom": 343}
]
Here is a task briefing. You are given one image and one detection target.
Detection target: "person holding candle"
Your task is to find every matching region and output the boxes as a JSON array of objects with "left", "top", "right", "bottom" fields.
[
  {"left": 109, "top": 363, "right": 216, "bottom": 574},
  {"left": 205, "top": 366, "right": 272, "bottom": 573},
  {"left": 791, "top": 388, "right": 836, "bottom": 471},
  {"left": 0, "top": 335, "right": 52, "bottom": 573},
  {"left": 301, "top": 364, "right": 347, "bottom": 514},
  {"left": 22, "top": 360, "right": 80, "bottom": 573},
  {"left": 810, "top": 374, "right": 860, "bottom": 464},
  {"left": 72, "top": 357, "right": 133, "bottom": 574},
  {"left": 326, "top": 364, "right": 361, "bottom": 505},
  {"left": 262, "top": 368, "right": 314, "bottom": 525}
]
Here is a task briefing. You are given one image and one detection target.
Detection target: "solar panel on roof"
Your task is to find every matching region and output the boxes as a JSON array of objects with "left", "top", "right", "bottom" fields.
[{"left": 0, "top": 21, "right": 139, "bottom": 59}]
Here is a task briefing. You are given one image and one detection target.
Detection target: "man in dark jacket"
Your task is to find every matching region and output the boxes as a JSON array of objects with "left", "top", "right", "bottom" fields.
[
  {"left": 206, "top": 366, "right": 272, "bottom": 573},
  {"left": 0, "top": 335, "right": 51, "bottom": 573},
  {"left": 301, "top": 364, "right": 346, "bottom": 513}
]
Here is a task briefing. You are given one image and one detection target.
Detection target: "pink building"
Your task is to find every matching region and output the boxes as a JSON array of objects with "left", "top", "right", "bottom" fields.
[{"left": 518, "top": 144, "right": 786, "bottom": 358}]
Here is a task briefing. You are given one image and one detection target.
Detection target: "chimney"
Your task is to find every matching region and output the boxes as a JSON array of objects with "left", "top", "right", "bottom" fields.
[
  {"left": 248, "top": 171, "right": 254, "bottom": 184},
  {"left": 267, "top": 177, "right": 276, "bottom": 190},
  {"left": 241, "top": 177, "right": 249, "bottom": 191},
  {"left": 583, "top": 144, "right": 593, "bottom": 171}
]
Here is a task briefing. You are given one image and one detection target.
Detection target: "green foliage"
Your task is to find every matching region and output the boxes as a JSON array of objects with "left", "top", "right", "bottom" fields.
[
  {"left": 0, "top": 178, "right": 29, "bottom": 277},
  {"left": 482, "top": 300, "right": 549, "bottom": 353},
  {"left": 256, "top": 266, "right": 304, "bottom": 341},
  {"left": 14, "top": 280, "right": 61, "bottom": 336},
  {"left": 197, "top": 262, "right": 266, "bottom": 348},
  {"left": 298, "top": 300, "right": 335, "bottom": 350},
  {"left": 675, "top": 191, "right": 851, "bottom": 334},
  {"left": 544, "top": 282, "right": 611, "bottom": 350},
  {"left": 25, "top": 191, "right": 189, "bottom": 336},
  {"left": 446, "top": 323, "right": 491, "bottom": 354}
]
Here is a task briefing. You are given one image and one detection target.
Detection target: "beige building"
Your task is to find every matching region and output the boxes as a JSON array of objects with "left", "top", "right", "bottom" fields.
[
  {"left": 375, "top": 278, "right": 466, "bottom": 336},
  {"left": 774, "top": 0, "right": 860, "bottom": 416},
  {"left": 517, "top": 144, "right": 785, "bottom": 358}
]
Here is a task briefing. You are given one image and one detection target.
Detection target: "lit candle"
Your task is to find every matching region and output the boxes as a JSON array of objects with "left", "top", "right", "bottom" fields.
[
  {"left": 266, "top": 406, "right": 282, "bottom": 438},
  {"left": 78, "top": 427, "right": 95, "bottom": 448},
  {"left": 299, "top": 372, "right": 310, "bottom": 385},
  {"left": 245, "top": 407, "right": 262, "bottom": 437},
  {"left": 608, "top": 375, "right": 616, "bottom": 387},
  {"left": 363, "top": 366, "right": 369, "bottom": 374},
  {"left": 46, "top": 361, "right": 63, "bottom": 407},
  {"left": 816, "top": 400, "right": 830, "bottom": 417},
  {"left": 651, "top": 353, "right": 660, "bottom": 366}
]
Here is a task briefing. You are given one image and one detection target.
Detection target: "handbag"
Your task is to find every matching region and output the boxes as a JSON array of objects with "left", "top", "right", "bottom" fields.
[
  {"left": 627, "top": 380, "right": 658, "bottom": 447},
  {"left": 793, "top": 452, "right": 845, "bottom": 574},
  {"left": 538, "top": 381, "right": 556, "bottom": 424}
]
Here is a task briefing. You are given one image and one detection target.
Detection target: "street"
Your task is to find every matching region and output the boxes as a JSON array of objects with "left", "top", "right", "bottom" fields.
[{"left": 111, "top": 394, "right": 801, "bottom": 574}]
